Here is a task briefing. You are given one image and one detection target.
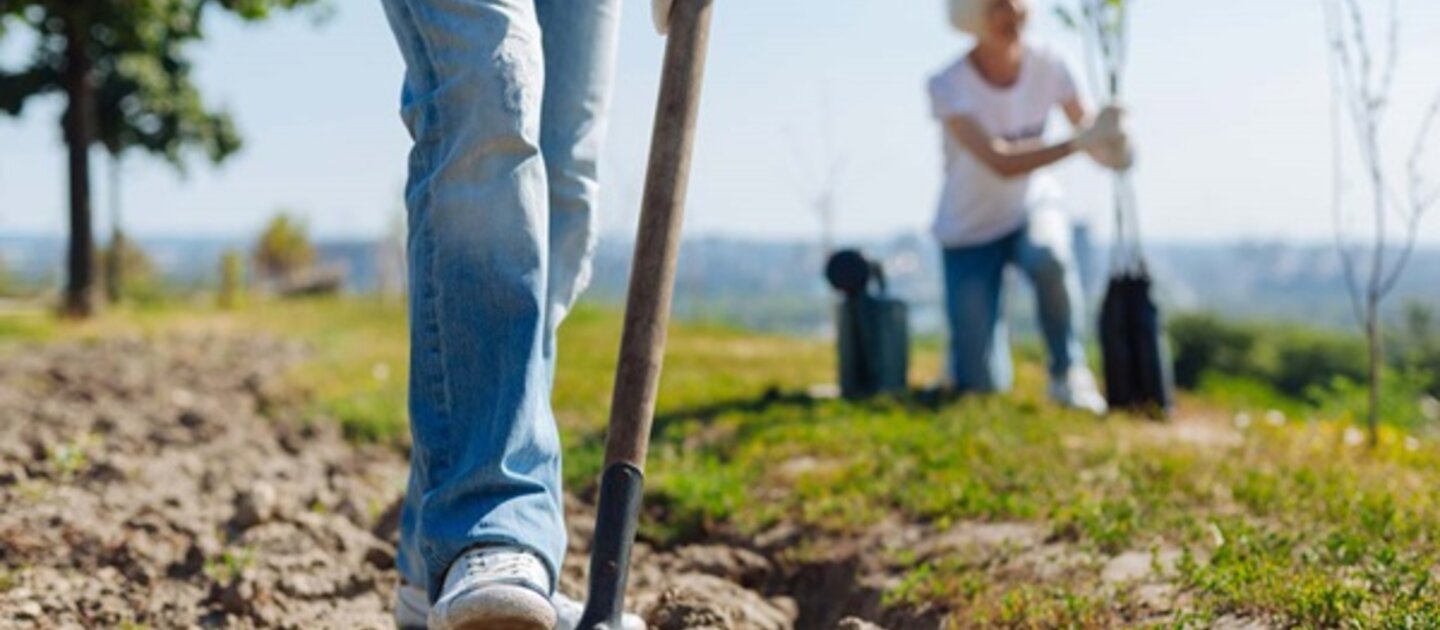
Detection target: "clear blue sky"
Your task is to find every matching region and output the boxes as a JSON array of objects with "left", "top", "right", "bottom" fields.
[{"left": 2, "top": 1, "right": 1439, "bottom": 245}]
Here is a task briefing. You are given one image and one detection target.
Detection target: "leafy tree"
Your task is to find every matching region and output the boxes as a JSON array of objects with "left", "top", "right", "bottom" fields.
[
  {"left": 0, "top": 0, "right": 321, "bottom": 317},
  {"left": 254, "top": 212, "right": 314, "bottom": 282}
]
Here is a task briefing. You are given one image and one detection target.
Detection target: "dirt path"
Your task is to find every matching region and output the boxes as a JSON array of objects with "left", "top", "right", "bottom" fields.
[
  {"left": 0, "top": 335, "right": 405, "bottom": 628},
  {"left": 0, "top": 335, "right": 815, "bottom": 629},
  {"left": 0, "top": 334, "right": 1265, "bottom": 629}
]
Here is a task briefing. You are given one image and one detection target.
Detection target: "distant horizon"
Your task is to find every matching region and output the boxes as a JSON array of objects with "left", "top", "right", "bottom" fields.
[
  {"left": 0, "top": 227, "right": 1430, "bottom": 250},
  {"left": 2, "top": 226, "right": 1435, "bottom": 335}
]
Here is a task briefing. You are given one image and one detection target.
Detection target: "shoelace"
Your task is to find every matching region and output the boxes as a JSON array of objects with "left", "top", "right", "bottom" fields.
[{"left": 464, "top": 551, "right": 539, "bottom": 582}]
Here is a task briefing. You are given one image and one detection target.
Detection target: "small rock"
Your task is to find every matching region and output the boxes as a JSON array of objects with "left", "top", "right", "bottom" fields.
[
  {"left": 279, "top": 574, "right": 334, "bottom": 599},
  {"left": 644, "top": 574, "right": 796, "bottom": 630},
  {"left": 364, "top": 543, "right": 396, "bottom": 570},
  {"left": 1101, "top": 551, "right": 1153, "bottom": 584},
  {"left": 178, "top": 410, "right": 206, "bottom": 429},
  {"left": 1101, "top": 548, "right": 1182, "bottom": 585},
  {"left": 84, "top": 460, "right": 127, "bottom": 483},
  {"left": 15, "top": 601, "right": 43, "bottom": 619},
  {"left": 211, "top": 577, "right": 257, "bottom": 616},
  {"left": 0, "top": 463, "right": 28, "bottom": 486},
  {"left": 232, "top": 482, "right": 279, "bottom": 529},
  {"left": 371, "top": 499, "right": 403, "bottom": 543},
  {"left": 753, "top": 523, "right": 803, "bottom": 551},
  {"left": 914, "top": 521, "right": 1047, "bottom": 560},
  {"left": 277, "top": 431, "right": 305, "bottom": 456},
  {"left": 671, "top": 545, "right": 773, "bottom": 588},
  {"left": 1134, "top": 583, "right": 1178, "bottom": 612},
  {"left": 169, "top": 543, "right": 208, "bottom": 579},
  {"left": 91, "top": 416, "right": 119, "bottom": 434},
  {"left": 1212, "top": 615, "right": 1273, "bottom": 630},
  {"left": 649, "top": 589, "right": 731, "bottom": 630},
  {"left": 199, "top": 470, "right": 219, "bottom": 493}
]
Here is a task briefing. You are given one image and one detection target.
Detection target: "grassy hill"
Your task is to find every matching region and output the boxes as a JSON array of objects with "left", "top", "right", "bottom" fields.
[{"left": 5, "top": 298, "right": 1439, "bottom": 626}]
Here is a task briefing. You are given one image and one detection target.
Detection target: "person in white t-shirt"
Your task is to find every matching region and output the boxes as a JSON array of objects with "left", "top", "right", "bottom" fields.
[{"left": 931, "top": 0, "right": 1133, "bottom": 414}]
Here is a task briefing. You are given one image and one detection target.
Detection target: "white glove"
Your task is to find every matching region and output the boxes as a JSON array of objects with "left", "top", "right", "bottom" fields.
[
  {"left": 1074, "top": 105, "right": 1135, "bottom": 172},
  {"left": 1074, "top": 105, "right": 1125, "bottom": 151},
  {"left": 653, "top": 0, "right": 673, "bottom": 34},
  {"left": 1089, "top": 134, "right": 1136, "bottom": 171}
]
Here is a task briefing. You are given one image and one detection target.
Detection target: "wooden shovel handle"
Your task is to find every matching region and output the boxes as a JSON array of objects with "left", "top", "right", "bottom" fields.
[{"left": 604, "top": 0, "right": 715, "bottom": 470}]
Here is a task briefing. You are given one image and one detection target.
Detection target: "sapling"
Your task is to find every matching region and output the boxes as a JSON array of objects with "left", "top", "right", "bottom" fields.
[
  {"left": 1320, "top": 0, "right": 1440, "bottom": 447},
  {"left": 1054, "top": 0, "right": 1146, "bottom": 269}
]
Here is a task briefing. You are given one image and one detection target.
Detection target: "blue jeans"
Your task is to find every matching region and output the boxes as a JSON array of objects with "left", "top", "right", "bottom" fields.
[
  {"left": 380, "top": 0, "right": 620, "bottom": 601},
  {"left": 941, "top": 209, "right": 1088, "bottom": 392}
]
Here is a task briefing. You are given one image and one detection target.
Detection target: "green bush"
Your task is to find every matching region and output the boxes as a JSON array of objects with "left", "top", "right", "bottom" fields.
[
  {"left": 1270, "top": 330, "right": 1367, "bottom": 399},
  {"left": 1168, "top": 311, "right": 1440, "bottom": 432},
  {"left": 254, "top": 212, "right": 315, "bottom": 282},
  {"left": 1170, "top": 313, "right": 1259, "bottom": 389},
  {"left": 98, "top": 232, "right": 168, "bottom": 305},
  {"left": 1310, "top": 369, "right": 1435, "bottom": 432},
  {"left": 1396, "top": 304, "right": 1440, "bottom": 397},
  {"left": 0, "top": 255, "right": 43, "bottom": 299},
  {"left": 1169, "top": 313, "right": 1366, "bottom": 400},
  {"left": 218, "top": 250, "right": 246, "bottom": 309}
]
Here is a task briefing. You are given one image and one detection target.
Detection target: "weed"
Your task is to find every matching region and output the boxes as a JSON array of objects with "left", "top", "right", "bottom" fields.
[
  {"left": 46, "top": 433, "right": 98, "bottom": 480},
  {"left": 204, "top": 548, "right": 256, "bottom": 583}
]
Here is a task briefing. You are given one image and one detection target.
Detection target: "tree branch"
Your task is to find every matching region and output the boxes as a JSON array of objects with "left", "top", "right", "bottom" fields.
[
  {"left": 0, "top": 63, "right": 59, "bottom": 115},
  {"left": 1381, "top": 90, "right": 1440, "bottom": 297},
  {"left": 1322, "top": 1, "right": 1360, "bottom": 327}
]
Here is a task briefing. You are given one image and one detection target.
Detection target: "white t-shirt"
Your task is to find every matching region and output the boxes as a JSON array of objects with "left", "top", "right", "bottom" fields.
[{"left": 928, "top": 45, "right": 1079, "bottom": 248}]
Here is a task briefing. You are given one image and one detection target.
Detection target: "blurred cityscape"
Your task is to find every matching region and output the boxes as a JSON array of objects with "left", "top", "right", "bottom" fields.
[{"left": 0, "top": 233, "right": 1435, "bottom": 336}]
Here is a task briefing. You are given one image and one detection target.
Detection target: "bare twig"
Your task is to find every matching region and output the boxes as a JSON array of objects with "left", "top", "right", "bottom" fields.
[
  {"left": 1410, "top": 91, "right": 1440, "bottom": 208},
  {"left": 1379, "top": 0, "right": 1400, "bottom": 108},
  {"left": 1322, "top": 0, "right": 1367, "bottom": 328},
  {"left": 781, "top": 89, "right": 846, "bottom": 258},
  {"left": 1380, "top": 90, "right": 1440, "bottom": 296},
  {"left": 1320, "top": 0, "right": 1437, "bottom": 446}
]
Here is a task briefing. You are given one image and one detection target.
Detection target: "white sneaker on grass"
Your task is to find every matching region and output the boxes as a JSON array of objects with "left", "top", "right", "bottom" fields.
[
  {"left": 1049, "top": 366, "right": 1109, "bottom": 416},
  {"left": 429, "top": 546, "right": 557, "bottom": 630},
  {"left": 394, "top": 557, "right": 646, "bottom": 630}
]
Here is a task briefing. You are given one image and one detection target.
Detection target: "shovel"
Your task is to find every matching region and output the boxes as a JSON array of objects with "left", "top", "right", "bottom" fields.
[{"left": 576, "top": 0, "right": 716, "bottom": 628}]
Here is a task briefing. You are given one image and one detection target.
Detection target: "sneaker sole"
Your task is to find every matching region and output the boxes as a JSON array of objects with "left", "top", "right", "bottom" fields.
[
  {"left": 394, "top": 585, "right": 429, "bottom": 630},
  {"left": 452, "top": 619, "right": 550, "bottom": 630},
  {"left": 431, "top": 585, "right": 556, "bottom": 630}
]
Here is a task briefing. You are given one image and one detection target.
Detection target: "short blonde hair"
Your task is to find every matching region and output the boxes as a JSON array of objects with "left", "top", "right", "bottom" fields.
[{"left": 949, "top": 0, "right": 987, "bottom": 35}]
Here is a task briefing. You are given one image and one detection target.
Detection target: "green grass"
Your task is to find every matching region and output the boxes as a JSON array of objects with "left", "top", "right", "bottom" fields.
[
  {"left": 9, "top": 298, "right": 1440, "bottom": 626},
  {"left": 0, "top": 309, "right": 57, "bottom": 343}
]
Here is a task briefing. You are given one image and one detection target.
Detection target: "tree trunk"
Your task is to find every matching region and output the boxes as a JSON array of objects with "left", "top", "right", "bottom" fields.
[
  {"left": 62, "top": 17, "right": 96, "bottom": 318},
  {"left": 106, "top": 155, "right": 122, "bottom": 304},
  {"left": 1367, "top": 303, "right": 1382, "bottom": 448}
]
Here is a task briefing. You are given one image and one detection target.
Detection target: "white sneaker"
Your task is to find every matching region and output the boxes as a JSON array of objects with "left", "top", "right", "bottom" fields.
[
  {"left": 394, "top": 583, "right": 428, "bottom": 630},
  {"left": 429, "top": 547, "right": 557, "bottom": 630},
  {"left": 553, "top": 592, "right": 647, "bottom": 630},
  {"left": 395, "top": 578, "right": 647, "bottom": 630},
  {"left": 1049, "top": 366, "right": 1109, "bottom": 416}
]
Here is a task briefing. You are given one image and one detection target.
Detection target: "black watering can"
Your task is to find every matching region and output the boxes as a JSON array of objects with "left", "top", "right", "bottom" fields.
[{"left": 825, "top": 250, "right": 910, "bottom": 399}]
